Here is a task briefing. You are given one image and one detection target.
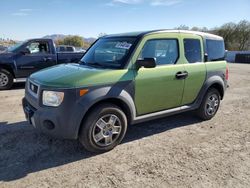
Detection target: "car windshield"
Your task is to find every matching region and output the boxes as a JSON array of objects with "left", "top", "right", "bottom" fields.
[
  {"left": 80, "top": 37, "right": 136, "bottom": 69},
  {"left": 7, "top": 41, "right": 26, "bottom": 52}
]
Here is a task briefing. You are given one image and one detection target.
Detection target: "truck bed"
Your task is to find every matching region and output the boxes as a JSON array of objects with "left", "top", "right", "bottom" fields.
[{"left": 57, "top": 52, "right": 84, "bottom": 64}]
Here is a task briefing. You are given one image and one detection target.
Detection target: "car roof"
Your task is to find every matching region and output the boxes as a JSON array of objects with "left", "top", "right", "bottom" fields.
[
  {"left": 57, "top": 45, "right": 74, "bottom": 47},
  {"left": 28, "top": 38, "right": 53, "bottom": 41},
  {"left": 103, "top": 29, "right": 223, "bottom": 40}
]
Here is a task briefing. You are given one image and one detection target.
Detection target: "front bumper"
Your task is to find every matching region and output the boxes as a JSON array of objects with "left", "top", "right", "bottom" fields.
[
  {"left": 22, "top": 81, "right": 84, "bottom": 140},
  {"left": 22, "top": 98, "right": 35, "bottom": 127}
]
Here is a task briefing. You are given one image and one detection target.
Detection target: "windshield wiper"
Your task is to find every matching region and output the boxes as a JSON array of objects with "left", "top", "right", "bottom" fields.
[
  {"left": 80, "top": 60, "right": 86, "bottom": 65},
  {"left": 85, "top": 62, "right": 106, "bottom": 68},
  {"left": 81, "top": 61, "right": 118, "bottom": 69}
]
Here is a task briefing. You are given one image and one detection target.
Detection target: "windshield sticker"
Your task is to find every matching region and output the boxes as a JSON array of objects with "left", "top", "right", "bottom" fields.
[{"left": 115, "top": 42, "right": 132, "bottom": 50}]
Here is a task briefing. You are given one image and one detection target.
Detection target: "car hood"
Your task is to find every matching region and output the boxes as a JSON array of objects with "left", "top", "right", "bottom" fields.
[
  {"left": 30, "top": 63, "right": 132, "bottom": 88},
  {"left": 0, "top": 52, "right": 13, "bottom": 61}
]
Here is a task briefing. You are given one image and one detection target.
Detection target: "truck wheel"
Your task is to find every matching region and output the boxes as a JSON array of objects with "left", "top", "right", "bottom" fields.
[
  {"left": 196, "top": 88, "right": 221, "bottom": 120},
  {"left": 79, "top": 103, "right": 127, "bottom": 153},
  {"left": 0, "top": 69, "right": 13, "bottom": 90}
]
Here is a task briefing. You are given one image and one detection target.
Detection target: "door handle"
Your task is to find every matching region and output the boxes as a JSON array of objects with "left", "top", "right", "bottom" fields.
[
  {"left": 43, "top": 57, "right": 52, "bottom": 61},
  {"left": 175, "top": 71, "right": 188, "bottom": 79},
  {"left": 20, "top": 66, "right": 35, "bottom": 69}
]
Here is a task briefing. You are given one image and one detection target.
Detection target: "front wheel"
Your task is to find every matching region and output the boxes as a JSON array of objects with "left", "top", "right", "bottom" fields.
[
  {"left": 0, "top": 69, "right": 13, "bottom": 90},
  {"left": 79, "top": 103, "right": 127, "bottom": 153},
  {"left": 196, "top": 88, "right": 221, "bottom": 120}
]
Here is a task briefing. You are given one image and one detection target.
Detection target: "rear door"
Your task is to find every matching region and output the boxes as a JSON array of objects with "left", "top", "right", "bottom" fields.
[
  {"left": 133, "top": 33, "right": 185, "bottom": 115},
  {"left": 180, "top": 34, "right": 206, "bottom": 105},
  {"left": 15, "top": 40, "right": 57, "bottom": 77}
]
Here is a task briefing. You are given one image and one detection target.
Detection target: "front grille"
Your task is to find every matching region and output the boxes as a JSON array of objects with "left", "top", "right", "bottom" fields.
[
  {"left": 23, "top": 97, "right": 37, "bottom": 112},
  {"left": 28, "top": 80, "right": 40, "bottom": 98},
  {"left": 29, "top": 82, "right": 38, "bottom": 94}
]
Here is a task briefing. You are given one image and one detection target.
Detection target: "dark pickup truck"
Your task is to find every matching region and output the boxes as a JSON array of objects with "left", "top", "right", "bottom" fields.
[{"left": 0, "top": 38, "right": 84, "bottom": 90}]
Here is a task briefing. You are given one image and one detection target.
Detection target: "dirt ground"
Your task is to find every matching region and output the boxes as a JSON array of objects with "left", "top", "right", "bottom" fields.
[{"left": 0, "top": 63, "right": 250, "bottom": 188}]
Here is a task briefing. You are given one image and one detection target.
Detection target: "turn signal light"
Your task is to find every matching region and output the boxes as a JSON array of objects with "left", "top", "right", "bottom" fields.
[{"left": 80, "top": 89, "right": 89, "bottom": 97}]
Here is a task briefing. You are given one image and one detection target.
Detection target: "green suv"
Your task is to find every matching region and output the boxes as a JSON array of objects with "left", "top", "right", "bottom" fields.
[{"left": 22, "top": 30, "right": 228, "bottom": 152}]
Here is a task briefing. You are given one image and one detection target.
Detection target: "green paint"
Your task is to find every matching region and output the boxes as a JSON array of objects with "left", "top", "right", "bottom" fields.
[
  {"left": 30, "top": 30, "right": 227, "bottom": 117},
  {"left": 30, "top": 64, "right": 134, "bottom": 88},
  {"left": 134, "top": 64, "right": 185, "bottom": 114},
  {"left": 180, "top": 33, "right": 206, "bottom": 105},
  {"left": 132, "top": 32, "right": 186, "bottom": 115},
  {"left": 205, "top": 61, "right": 227, "bottom": 73}
]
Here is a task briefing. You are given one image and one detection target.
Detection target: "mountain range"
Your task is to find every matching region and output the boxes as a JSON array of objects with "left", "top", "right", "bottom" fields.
[{"left": 43, "top": 34, "right": 96, "bottom": 43}]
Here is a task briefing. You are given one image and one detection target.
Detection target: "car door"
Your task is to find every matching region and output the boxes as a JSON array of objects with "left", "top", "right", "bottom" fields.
[
  {"left": 180, "top": 34, "right": 206, "bottom": 105},
  {"left": 15, "top": 41, "right": 57, "bottom": 78},
  {"left": 133, "top": 33, "right": 185, "bottom": 115}
]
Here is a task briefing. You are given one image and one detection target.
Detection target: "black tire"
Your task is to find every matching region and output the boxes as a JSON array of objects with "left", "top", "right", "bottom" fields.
[
  {"left": 196, "top": 88, "right": 221, "bottom": 120},
  {"left": 79, "top": 103, "right": 127, "bottom": 153},
  {"left": 0, "top": 69, "right": 13, "bottom": 90}
]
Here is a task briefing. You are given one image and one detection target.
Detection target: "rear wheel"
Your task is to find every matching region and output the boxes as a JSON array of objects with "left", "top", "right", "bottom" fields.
[
  {"left": 196, "top": 88, "right": 221, "bottom": 120},
  {"left": 79, "top": 103, "right": 127, "bottom": 153},
  {"left": 0, "top": 69, "right": 13, "bottom": 90}
]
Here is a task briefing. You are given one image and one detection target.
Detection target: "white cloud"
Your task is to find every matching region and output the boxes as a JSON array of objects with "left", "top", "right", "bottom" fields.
[
  {"left": 150, "top": 0, "right": 182, "bottom": 6},
  {"left": 106, "top": 0, "right": 142, "bottom": 6},
  {"left": 12, "top": 8, "right": 33, "bottom": 16},
  {"left": 12, "top": 12, "right": 29, "bottom": 16},
  {"left": 19, "top": 8, "right": 33, "bottom": 12},
  {"left": 106, "top": 0, "right": 182, "bottom": 6},
  {"left": 113, "top": 0, "right": 143, "bottom": 4}
]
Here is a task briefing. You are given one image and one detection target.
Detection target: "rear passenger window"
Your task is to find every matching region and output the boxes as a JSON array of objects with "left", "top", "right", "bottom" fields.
[
  {"left": 59, "top": 47, "right": 65, "bottom": 52},
  {"left": 184, "top": 39, "right": 202, "bottom": 63},
  {"left": 139, "top": 39, "right": 179, "bottom": 65},
  {"left": 66, "top": 47, "right": 74, "bottom": 52},
  {"left": 206, "top": 39, "right": 225, "bottom": 61}
]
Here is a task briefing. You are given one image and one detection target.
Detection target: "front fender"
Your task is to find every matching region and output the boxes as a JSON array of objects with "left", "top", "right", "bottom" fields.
[
  {"left": 71, "top": 83, "right": 136, "bottom": 139},
  {"left": 0, "top": 53, "right": 17, "bottom": 77}
]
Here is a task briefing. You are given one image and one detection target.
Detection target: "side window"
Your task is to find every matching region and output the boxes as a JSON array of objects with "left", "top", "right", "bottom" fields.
[
  {"left": 184, "top": 39, "right": 202, "bottom": 63},
  {"left": 206, "top": 39, "right": 225, "bottom": 61},
  {"left": 66, "top": 47, "right": 74, "bottom": 52},
  {"left": 59, "top": 46, "right": 65, "bottom": 52},
  {"left": 26, "top": 42, "right": 50, "bottom": 54},
  {"left": 139, "top": 39, "right": 179, "bottom": 65}
]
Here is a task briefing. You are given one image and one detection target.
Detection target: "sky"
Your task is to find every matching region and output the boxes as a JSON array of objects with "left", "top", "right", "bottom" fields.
[{"left": 0, "top": 0, "right": 249, "bottom": 40}]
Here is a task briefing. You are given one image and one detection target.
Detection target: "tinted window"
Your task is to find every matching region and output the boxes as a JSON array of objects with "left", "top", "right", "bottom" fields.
[
  {"left": 184, "top": 39, "right": 202, "bottom": 63},
  {"left": 7, "top": 41, "right": 26, "bottom": 52},
  {"left": 59, "top": 47, "right": 65, "bottom": 52},
  {"left": 139, "top": 39, "right": 178, "bottom": 65},
  {"left": 66, "top": 47, "right": 74, "bottom": 52},
  {"left": 206, "top": 39, "right": 225, "bottom": 61}
]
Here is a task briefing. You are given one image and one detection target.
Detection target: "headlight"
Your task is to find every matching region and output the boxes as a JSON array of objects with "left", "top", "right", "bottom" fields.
[{"left": 42, "top": 91, "right": 64, "bottom": 107}]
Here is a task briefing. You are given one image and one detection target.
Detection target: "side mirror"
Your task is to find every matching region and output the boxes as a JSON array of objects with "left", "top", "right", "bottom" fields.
[
  {"left": 136, "top": 58, "right": 156, "bottom": 69},
  {"left": 20, "top": 48, "right": 30, "bottom": 55}
]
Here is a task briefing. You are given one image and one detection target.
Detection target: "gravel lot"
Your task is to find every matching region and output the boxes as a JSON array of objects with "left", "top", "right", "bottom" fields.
[{"left": 0, "top": 63, "right": 250, "bottom": 188}]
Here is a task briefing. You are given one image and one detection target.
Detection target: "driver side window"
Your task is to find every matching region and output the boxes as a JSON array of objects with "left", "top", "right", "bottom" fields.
[
  {"left": 138, "top": 39, "right": 179, "bottom": 66},
  {"left": 26, "top": 42, "right": 50, "bottom": 54}
]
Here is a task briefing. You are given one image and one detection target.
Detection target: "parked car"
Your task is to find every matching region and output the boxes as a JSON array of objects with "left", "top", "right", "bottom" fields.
[
  {"left": 225, "top": 51, "right": 250, "bottom": 63},
  {"left": 75, "top": 47, "right": 87, "bottom": 53},
  {"left": 57, "top": 45, "right": 87, "bottom": 53},
  {"left": 23, "top": 30, "right": 228, "bottom": 152},
  {"left": 0, "top": 38, "right": 84, "bottom": 89}
]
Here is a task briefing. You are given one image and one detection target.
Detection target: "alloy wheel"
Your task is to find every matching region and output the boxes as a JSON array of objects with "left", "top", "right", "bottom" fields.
[
  {"left": 92, "top": 114, "right": 122, "bottom": 146},
  {"left": 206, "top": 94, "right": 219, "bottom": 116},
  {"left": 0, "top": 72, "right": 9, "bottom": 87}
]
